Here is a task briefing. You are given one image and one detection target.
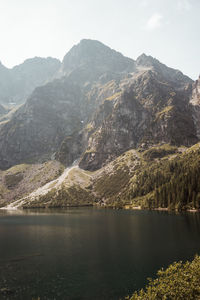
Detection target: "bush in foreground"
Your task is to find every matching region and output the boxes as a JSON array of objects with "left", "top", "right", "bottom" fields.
[{"left": 126, "top": 255, "right": 200, "bottom": 300}]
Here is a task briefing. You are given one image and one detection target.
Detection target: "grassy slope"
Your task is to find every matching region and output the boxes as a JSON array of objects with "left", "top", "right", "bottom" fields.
[
  {"left": 22, "top": 167, "right": 94, "bottom": 208},
  {"left": 0, "top": 161, "right": 64, "bottom": 207},
  {"left": 2, "top": 142, "right": 200, "bottom": 210},
  {"left": 93, "top": 143, "right": 200, "bottom": 210}
]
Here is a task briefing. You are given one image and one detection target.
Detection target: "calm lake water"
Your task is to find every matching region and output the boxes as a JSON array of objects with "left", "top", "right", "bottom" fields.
[{"left": 0, "top": 208, "right": 200, "bottom": 300}]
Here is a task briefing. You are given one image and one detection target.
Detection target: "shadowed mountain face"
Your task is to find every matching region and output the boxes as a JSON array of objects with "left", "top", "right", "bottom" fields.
[
  {"left": 0, "top": 57, "right": 61, "bottom": 105},
  {"left": 0, "top": 78, "right": 86, "bottom": 168},
  {"left": 0, "top": 39, "right": 198, "bottom": 170}
]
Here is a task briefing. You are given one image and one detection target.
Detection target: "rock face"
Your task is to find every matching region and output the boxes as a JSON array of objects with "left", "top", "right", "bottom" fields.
[
  {"left": 136, "top": 53, "right": 191, "bottom": 88},
  {"left": 0, "top": 57, "right": 61, "bottom": 105},
  {"left": 190, "top": 76, "right": 200, "bottom": 138},
  {"left": 0, "top": 40, "right": 138, "bottom": 169},
  {"left": 0, "top": 39, "right": 198, "bottom": 170},
  {"left": 79, "top": 58, "right": 196, "bottom": 170},
  {"left": 0, "top": 78, "right": 86, "bottom": 169},
  {"left": 59, "top": 39, "right": 136, "bottom": 82}
]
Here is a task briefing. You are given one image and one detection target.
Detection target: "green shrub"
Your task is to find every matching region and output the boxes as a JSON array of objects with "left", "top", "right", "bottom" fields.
[{"left": 127, "top": 255, "right": 200, "bottom": 300}]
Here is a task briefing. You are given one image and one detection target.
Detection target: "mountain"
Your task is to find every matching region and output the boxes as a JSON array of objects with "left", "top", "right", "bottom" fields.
[
  {"left": 0, "top": 39, "right": 199, "bottom": 211},
  {"left": 0, "top": 40, "right": 138, "bottom": 169},
  {"left": 90, "top": 143, "right": 200, "bottom": 210},
  {"left": 57, "top": 39, "right": 136, "bottom": 84},
  {"left": 136, "top": 53, "right": 191, "bottom": 87},
  {"left": 79, "top": 56, "right": 195, "bottom": 170},
  {"left": 0, "top": 39, "right": 199, "bottom": 181},
  {"left": 0, "top": 57, "right": 61, "bottom": 105},
  {"left": 0, "top": 78, "right": 86, "bottom": 169},
  {"left": 4, "top": 142, "right": 200, "bottom": 211}
]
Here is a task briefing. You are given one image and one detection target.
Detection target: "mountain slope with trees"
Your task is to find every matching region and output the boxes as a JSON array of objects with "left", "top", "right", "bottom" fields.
[{"left": 0, "top": 40, "right": 199, "bottom": 211}]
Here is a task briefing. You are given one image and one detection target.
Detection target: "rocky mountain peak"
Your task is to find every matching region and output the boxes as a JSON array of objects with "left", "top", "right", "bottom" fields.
[
  {"left": 60, "top": 39, "right": 136, "bottom": 81},
  {"left": 136, "top": 53, "right": 192, "bottom": 88},
  {"left": 0, "top": 40, "right": 198, "bottom": 171},
  {"left": 136, "top": 53, "right": 156, "bottom": 67}
]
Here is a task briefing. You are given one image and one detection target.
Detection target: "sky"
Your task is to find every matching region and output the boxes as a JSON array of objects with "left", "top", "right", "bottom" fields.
[{"left": 0, "top": 0, "right": 199, "bottom": 79}]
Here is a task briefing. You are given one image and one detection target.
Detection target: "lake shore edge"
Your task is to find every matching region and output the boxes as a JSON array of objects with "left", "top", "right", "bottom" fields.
[{"left": 1, "top": 203, "right": 199, "bottom": 214}]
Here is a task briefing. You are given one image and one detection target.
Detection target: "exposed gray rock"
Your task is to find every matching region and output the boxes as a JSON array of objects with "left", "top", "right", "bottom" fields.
[
  {"left": 59, "top": 39, "right": 136, "bottom": 82},
  {"left": 0, "top": 39, "right": 198, "bottom": 171},
  {"left": 79, "top": 67, "right": 196, "bottom": 170},
  {"left": 0, "top": 78, "right": 85, "bottom": 169},
  {"left": 190, "top": 75, "right": 200, "bottom": 138},
  {"left": 0, "top": 40, "right": 138, "bottom": 169},
  {"left": 136, "top": 53, "right": 192, "bottom": 88}
]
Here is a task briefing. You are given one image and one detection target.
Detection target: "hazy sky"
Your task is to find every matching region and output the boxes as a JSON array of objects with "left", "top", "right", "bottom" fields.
[{"left": 0, "top": 0, "right": 199, "bottom": 79}]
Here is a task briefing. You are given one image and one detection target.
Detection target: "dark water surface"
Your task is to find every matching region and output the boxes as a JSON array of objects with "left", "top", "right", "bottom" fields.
[{"left": 0, "top": 208, "right": 200, "bottom": 300}]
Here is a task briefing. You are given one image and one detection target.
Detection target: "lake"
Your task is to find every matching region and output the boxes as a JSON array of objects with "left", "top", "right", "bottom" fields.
[{"left": 0, "top": 208, "right": 200, "bottom": 299}]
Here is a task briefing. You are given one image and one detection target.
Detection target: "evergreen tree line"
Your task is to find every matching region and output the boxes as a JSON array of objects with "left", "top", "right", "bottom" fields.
[{"left": 128, "top": 147, "right": 200, "bottom": 210}]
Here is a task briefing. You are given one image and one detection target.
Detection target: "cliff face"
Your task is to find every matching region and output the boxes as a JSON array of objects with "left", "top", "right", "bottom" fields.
[
  {"left": 0, "top": 39, "right": 198, "bottom": 171},
  {"left": 190, "top": 76, "right": 200, "bottom": 138},
  {"left": 60, "top": 39, "right": 136, "bottom": 81},
  {"left": 0, "top": 78, "right": 86, "bottom": 169},
  {"left": 0, "top": 40, "right": 138, "bottom": 169},
  {"left": 79, "top": 64, "right": 196, "bottom": 170}
]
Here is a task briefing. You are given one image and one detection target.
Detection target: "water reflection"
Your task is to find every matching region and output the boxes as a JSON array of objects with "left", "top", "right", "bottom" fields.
[{"left": 0, "top": 208, "right": 199, "bottom": 300}]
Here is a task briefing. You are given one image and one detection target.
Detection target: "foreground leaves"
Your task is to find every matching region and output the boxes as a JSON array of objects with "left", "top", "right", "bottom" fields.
[{"left": 127, "top": 255, "right": 200, "bottom": 300}]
